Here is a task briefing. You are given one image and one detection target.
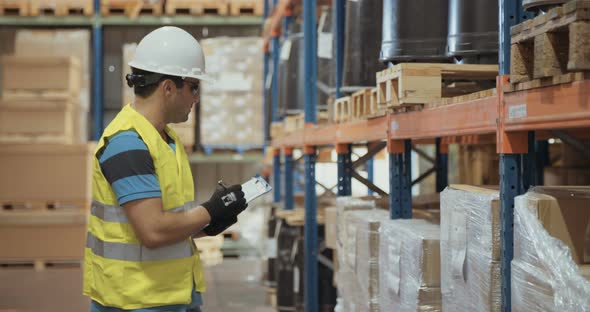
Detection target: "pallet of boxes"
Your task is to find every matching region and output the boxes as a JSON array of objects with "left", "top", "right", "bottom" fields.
[
  {"left": 122, "top": 42, "right": 195, "bottom": 152},
  {"left": 199, "top": 37, "right": 263, "bottom": 151},
  {"left": 0, "top": 30, "right": 93, "bottom": 271}
]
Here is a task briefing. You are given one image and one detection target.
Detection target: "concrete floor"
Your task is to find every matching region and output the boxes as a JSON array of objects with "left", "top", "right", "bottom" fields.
[{"left": 0, "top": 259, "right": 273, "bottom": 312}]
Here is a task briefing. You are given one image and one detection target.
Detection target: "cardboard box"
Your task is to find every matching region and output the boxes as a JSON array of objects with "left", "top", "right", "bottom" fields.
[
  {"left": 348, "top": 209, "right": 389, "bottom": 312},
  {"left": 325, "top": 207, "right": 337, "bottom": 249},
  {"left": 1, "top": 56, "right": 80, "bottom": 94},
  {"left": 14, "top": 29, "right": 90, "bottom": 111},
  {"left": 0, "top": 143, "right": 95, "bottom": 202},
  {"left": 0, "top": 97, "right": 76, "bottom": 143},
  {"left": 441, "top": 185, "right": 501, "bottom": 312},
  {"left": 520, "top": 187, "right": 590, "bottom": 264},
  {"left": 544, "top": 167, "right": 590, "bottom": 186},
  {"left": 0, "top": 210, "right": 88, "bottom": 261}
]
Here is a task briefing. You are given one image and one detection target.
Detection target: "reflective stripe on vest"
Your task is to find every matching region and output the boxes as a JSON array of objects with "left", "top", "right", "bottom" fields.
[
  {"left": 86, "top": 231, "right": 193, "bottom": 262},
  {"left": 90, "top": 200, "right": 197, "bottom": 223}
]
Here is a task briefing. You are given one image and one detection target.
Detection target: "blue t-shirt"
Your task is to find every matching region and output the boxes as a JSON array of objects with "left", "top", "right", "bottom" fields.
[{"left": 94, "top": 130, "right": 202, "bottom": 311}]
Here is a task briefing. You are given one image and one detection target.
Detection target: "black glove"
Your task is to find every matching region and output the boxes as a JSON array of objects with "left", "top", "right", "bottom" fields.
[
  {"left": 202, "top": 184, "right": 247, "bottom": 223},
  {"left": 203, "top": 215, "right": 238, "bottom": 236}
]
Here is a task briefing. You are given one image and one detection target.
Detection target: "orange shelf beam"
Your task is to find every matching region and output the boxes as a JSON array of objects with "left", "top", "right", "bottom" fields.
[
  {"left": 388, "top": 95, "right": 498, "bottom": 141},
  {"left": 503, "top": 79, "right": 590, "bottom": 132}
]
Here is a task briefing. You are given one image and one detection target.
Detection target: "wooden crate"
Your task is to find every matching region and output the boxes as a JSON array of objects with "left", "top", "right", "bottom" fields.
[
  {"left": 427, "top": 88, "right": 497, "bottom": 108},
  {"left": 0, "top": 94, "right": 78, "bottom": 144},
  {"left": 165, "top": 0, "right": 228, "bottom": 16},
  {"left": 0, "top": 208, "right": 88, "bottom": 271},
  {"left": 270, "top": 122, "right": 284, "bottom": 140},
  {"left": 510, "top": 0, "right": 590, "bottom": 87},
  {"left": 283, "top": 113, "right": 304, "bottom": 133},
  {"left": 101, "top": 0, "right": 163, "bottom": 17},
  {"left": 351, "top": 88, "right": 372, "bottom": 120},
  {"left": 229, "top": 0, "right": 262, "bottom": 16},
  {"left": 0, "top": 143, "right": 95, "bottom": 203},
  {"left": 376, "top": 63, "right": 498, "bottom": 108},
  {"left": 1, "top": 56, "right": 80, "bottom": 95},
  {"left": 333, "top": 96, "right": 352, "bottom": 123},
  {"left": 0, "top": 0, "right": 28, "bottom": 15},
  {"left": 30, "top": 0, "right": 93, "bottom": 16}
]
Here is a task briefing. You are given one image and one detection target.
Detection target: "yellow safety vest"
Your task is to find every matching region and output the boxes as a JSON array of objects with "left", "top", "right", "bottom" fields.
[{"left": 83, "top": 104, "right": 205, "bottom": 309}]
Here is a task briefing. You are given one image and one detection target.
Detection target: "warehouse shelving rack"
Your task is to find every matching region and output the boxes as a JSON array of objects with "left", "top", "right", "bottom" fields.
[
  {"left": 0, "top": 0, "right": 262, "bottom": 141},
  {"left": 266, "top": 0, "right": 590, "bottom": 311}
]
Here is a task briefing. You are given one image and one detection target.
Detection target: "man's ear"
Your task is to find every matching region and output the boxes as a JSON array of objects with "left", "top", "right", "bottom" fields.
[{"left": 161, "top": 79, "right": 175, "bottom": 96}]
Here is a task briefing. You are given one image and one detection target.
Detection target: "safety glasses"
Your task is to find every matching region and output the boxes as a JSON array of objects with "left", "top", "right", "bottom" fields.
[{"left": 183, "top": 79, "right": 200, "bottom": 96}]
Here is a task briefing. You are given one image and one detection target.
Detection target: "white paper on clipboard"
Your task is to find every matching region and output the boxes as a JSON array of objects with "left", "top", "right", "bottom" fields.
[{"left": 242, "top": 175, "right": 273, "bottom": 204}]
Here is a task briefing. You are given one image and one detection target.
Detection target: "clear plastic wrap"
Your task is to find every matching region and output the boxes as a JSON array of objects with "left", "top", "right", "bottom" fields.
[
  {"left": 379, "top": 219, "right": 442, "bottom": 312},
  {"left": 346, "top": 209, "right": 389, "bottom": 311},
  {"left": 512, "top": 187, "right": 590, "bottom": 312},
  {"left": 333, "top": 197, "right": 382, "bottom": 311},
  {"left": 199, "top": 37, "right": 263, "bottom": 146},
  {"left": 335, "top": 197, "right": 375, "bottom": 273},
  {"left": 440, "top": 185, "right": 501, "bottom": 312}
]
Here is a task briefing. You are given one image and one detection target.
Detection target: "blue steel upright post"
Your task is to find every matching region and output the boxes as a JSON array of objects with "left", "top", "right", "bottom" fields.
[
  {"left": 366, "top": 157, "right": 374, "bottom": 196},
  {"left": 93, "top": 0, "right": 103, "bottom": 140},
  {"left": 499, "top": 1, "right": 530, "bottom": 311},
  {"left": 263, "top": 0, "right": 270, "bottom": 142},
  {"left": 336, "top": 144, "right": 352, "bottom": 196},
  {"left": 303, "top": 0, "right": 318, "bottom": 310},
  {"left": 435, "top": 138, "right": 449, "bottom": 193},
  {"left": 284, "top": 148, "right": 295, "bottom": 210},
  {"left": 273, "top": 148, "right": 281, "bottom": 203},
  {"left": 333, "top": 0, "right": 345, "bottom": 98},
  {"left": 388, "top": 140, "right": 412, "bottom": 219}
]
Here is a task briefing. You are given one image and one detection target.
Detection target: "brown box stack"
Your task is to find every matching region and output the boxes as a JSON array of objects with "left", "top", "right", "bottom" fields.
[
  {"left": 0, "top": 29, "right": 94, "bottom": 267},
  {"left": 512, "top": 187, "right": 590, "bottom": 311},
  {"left": 441, "top": 185, "right": 501, "bottom": 312}
]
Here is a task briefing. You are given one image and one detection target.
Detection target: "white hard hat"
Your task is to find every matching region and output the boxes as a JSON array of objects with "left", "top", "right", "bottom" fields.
[{"left": 128, "top": 26, "right": 213, "bottom": 82}]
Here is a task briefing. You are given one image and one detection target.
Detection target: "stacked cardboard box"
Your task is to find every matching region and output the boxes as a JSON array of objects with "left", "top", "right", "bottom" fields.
[
  {"left": 512, "top": 187, "right": 590, "bottom": 311},
  {"left": 11, "top": 29, "right": 90, "bottom": 142},
  {"left": 440, "top": 185, "right": 501, "bottom": 312},
  {"left": 121, "top": 42, "right": 195, "bottom": 150},
  {"left": 334, "top": 195, "right": 388, "bottom": 312},
  {"left": 379, "top": 219, "right": 442, "bottom": 312},
  {"left": 334, "top": 197, "right": 374, "bottom": 312},
  {"left": 200, "top": 37, "right": 263, "bottom": 147},
  {"left": 0, "top": 30, "right": 94, "bottom": 267},
  {"left": 544, "top": 142, "right": 590, "bottom": 185}
]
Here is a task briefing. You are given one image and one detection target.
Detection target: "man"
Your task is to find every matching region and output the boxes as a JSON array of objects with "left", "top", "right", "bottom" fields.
[{"left": 84, "top": 26, "right": 247, "bottom": 312}]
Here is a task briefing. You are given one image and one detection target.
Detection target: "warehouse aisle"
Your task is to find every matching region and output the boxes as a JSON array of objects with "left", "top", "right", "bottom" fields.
[{"left": 0, "top": 259, "right": 272, "bottom": 312}]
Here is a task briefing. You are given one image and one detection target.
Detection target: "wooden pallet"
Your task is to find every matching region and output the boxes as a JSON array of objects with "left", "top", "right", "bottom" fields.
[
  {"left": 229, "top": 0, "right": 262, "bottom": 16},
  {"left": 284, "top": 113, "right": 304, "bottom": 133},
  {"left": 223, "top": 230, "right": 241, "bottom": 241},
  {"left": 1, "top": 200, "right": 90, "bottom": 211},
  {"left": 0, "top": 0, "right": 28, "bottom": 15},
  {"left": 332, "top": 96, "right": 351, "bottom": 123},
  {"left": 266, "top": 287, "right": 277, "bottom": 308},
  {"left": 30, "top": 0, "right": 93, "bottom": 16},
  {"left": 351, "top": 88, "right": 372, "bottom": 120},
  {"left": 199, "top": 250, "right": 223, "bottom": 266},
  {"left": 0, "top": 259, "right": 81, "bottom": 272},
  {"left": 505, "top": 71, "right": 590, "bottom": 92},
  {"left": 510, "top": 0, "right": 590, "bottom": 84},
  {"left": 101, "top": 0, "right": 163, "bottom": 18},
  {"left": 376, "top": 63, "right": 498, "bottom": 109},
  {"left": 427, "top": 88, "right": 497, "bottom": 108},
  {"left": 165, "top": 0, "right": 228, "bottom": 16}
]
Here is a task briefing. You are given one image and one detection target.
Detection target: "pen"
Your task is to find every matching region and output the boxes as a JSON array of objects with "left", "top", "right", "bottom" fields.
[{"left": 217, "top": 180, "right": 229, "bottom": 190}]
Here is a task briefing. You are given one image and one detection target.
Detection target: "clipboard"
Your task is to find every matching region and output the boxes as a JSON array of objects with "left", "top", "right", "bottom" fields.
[{"left": 242, "top": 175, "right": 273, "bottom": 204}]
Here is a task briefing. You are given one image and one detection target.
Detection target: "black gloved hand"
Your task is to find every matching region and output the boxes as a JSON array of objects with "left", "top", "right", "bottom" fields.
[
  {"left": 202, "top": 184, "right": 247, "bottom": 223},
  {"left": 203, "top": 215, "right": 238, "bottom": 236}
]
